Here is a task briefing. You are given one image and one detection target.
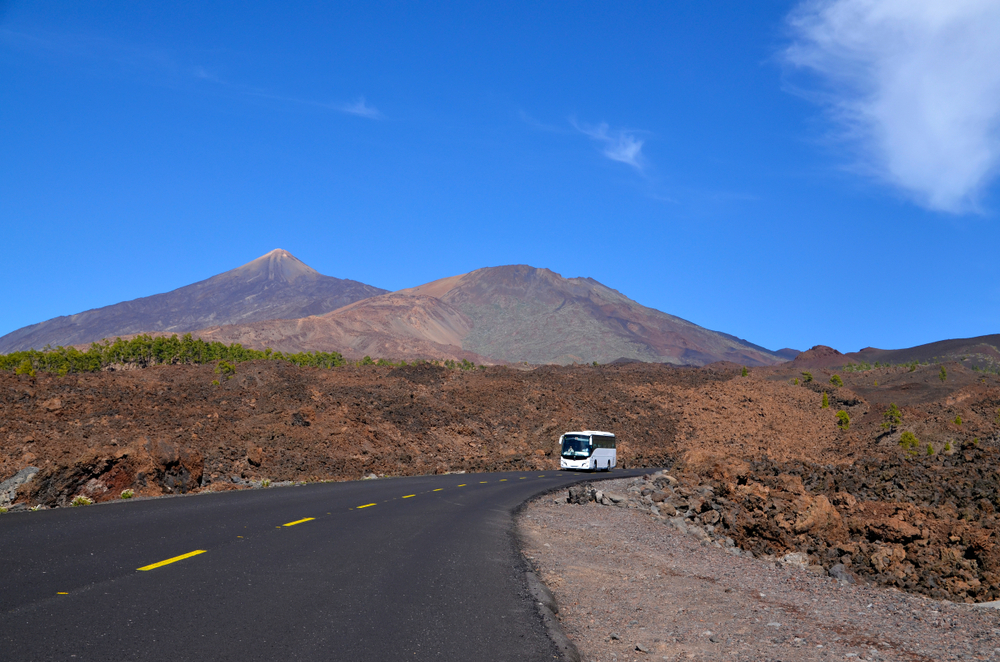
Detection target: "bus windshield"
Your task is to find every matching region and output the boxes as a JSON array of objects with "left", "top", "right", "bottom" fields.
[{"left": 561, "top": 435, "right": 592, "bottom": 458}]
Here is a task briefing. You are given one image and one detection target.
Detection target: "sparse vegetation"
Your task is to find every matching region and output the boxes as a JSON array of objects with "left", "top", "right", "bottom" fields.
[
  {"left": 926, "top": 443, "right": 935, "bottom": 456},
  {"left": 215, "top": 360, "right": 236, "bottom": 380},
  {"left": 792, "top": 377, "right": 799, "bottom": 385},
  {"left": 829, "top": 374, "right": 843, "bottom": 387},
  {"left": 0, "top": 507, "right": 7, "bottom": 514},
  {"left": 120, "top": 489, "right": 134, "bottom": 499},
  {"left": 899, "top": 431, "right": 920, "bottom": 455},
  {"left": 15, "top": 359, "right": 36, "bottom": 377},
  {"left": 211, "top": 379, "right": 220, "bottom": 386},
  {"left": 261, "top": 479, "right": 271, "bottom": 488},
  {"left": 882, "top": 403, "right": 902, "bottom": 431},
  {"left": 802, "top": 371, "right": 813, "bottom": 383},
  {"left": 71, "top": 495, "right": 93, "bottom": 507},
  {"left": 940, "top": 366, "right": 947, "bottom": 382},
  {"left": 835, "top": 410, "right": 850, "bottom": 430},
  {"left": 821, "top": 392, "right": 829, "bottom": 409},
  {"left": 944, "top": 441, "right": 952, "bottom": 452},
  {"left": 0, "top": 333, "right": 347, "bottom": 375},
  {"left": 954, "top": 415, "right": 962, "bottom": 426},
  {"left": 741, "top": 366, "right": 748, "bottom": 377}
]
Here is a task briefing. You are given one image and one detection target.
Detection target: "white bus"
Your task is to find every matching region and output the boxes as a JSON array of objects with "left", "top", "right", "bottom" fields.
[{"left": 559, "top": 430, "right": 617, "bottom": 471}]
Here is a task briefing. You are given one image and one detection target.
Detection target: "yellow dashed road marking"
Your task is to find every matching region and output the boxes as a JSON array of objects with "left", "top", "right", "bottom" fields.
[
  {"left": 283, "top": 517, "right": 315, "bottom": 527},
  {"left": 500, "top": 479, "right": 507, "bottom": 482},
  {"left": 479, "top": 481, "right": 488, "bottom": 484},
  {"left": 137, "top": 550, "right": 207, "bottom": 571},
  {"left": 402, "top": 494, "right": 415, "bottom": 499},
  {"left": 57, "top": 592, "right": 68, "bottom": 595},
  {"left": 432, "top": 488, "right": 443, "bottom": 492},
  {"left": 519, "top": 477, "right": 526, "bottom": 480},
  {"left": 357, "top": 503, "right": 376, "bottom": 509},
  {"left": 457, "top": 484, "right": 466, "bottom": 487}
]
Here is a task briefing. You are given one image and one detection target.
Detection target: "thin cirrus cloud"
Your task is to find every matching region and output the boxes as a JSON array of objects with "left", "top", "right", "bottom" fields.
[
  {"left": 571, "top": 119, "right": 646, "bottom": 171},
  {"left": 331, "top": 97, "right": 382, "bottom": 119},
  {"left": 784, "top": 0, "right": 1000, "bottom": 214}
]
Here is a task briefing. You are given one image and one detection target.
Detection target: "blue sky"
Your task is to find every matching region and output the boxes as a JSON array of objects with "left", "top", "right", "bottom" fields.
[{"left": 3, "top": 1, "right": 1000, "bottom": 353}]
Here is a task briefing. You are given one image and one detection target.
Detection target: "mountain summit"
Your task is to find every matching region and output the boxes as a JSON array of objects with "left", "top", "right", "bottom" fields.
[
  {"left": 194, "top": 265, "right": 786, "bottom": 366},
  {"left": 0, "top": 250, "right": 386, "bottom": 353}
]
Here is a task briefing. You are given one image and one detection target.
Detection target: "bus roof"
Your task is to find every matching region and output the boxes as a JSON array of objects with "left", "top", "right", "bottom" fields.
[{"left": 562, "top": 430, "right": 615, "bottom": 437}]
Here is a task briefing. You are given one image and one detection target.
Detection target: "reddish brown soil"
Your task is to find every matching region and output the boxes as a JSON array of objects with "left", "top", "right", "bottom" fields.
[{"left": 3, "top": 359, "right": 1000, "bottom": 604}]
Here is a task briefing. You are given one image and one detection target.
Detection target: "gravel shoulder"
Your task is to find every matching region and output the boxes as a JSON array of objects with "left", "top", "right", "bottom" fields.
[{"left": 518, "top": 478, "right": 1000, "bottom": 662}]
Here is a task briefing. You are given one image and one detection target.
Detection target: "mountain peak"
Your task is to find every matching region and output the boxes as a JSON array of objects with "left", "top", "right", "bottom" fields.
[{"left": 231, "top": 249, "right": 319, "bottom": 283}]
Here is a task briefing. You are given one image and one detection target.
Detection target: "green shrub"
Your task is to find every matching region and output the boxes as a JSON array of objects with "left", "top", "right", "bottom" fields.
[
  {"left": 939, "top": 366, "right": 947, "bottom": 382},
  {"left": 211, "top": 379, "right": 220, "bottom": 386},
  {"left": 821, "top": 392, "right": 829, "bottom": 409},
  {"left": 944, "top": 441, "right": 952, "bottom": 452},
  {"left": 829, "top": 374, "right": 843, "bottom": 387},
  {"left": 954, "top": 415, "right": 962, "bottom": 426},
  {"left": 360, "top": 356, "right": 375, "bottom": 366},
  {"left": 926, "top": 444, "right": 935, "bottom": 456},
  {"left": 120, "top": 489, "right": 134, "bottom": 499},
  {"left": 792, "top": 378, "right": 799, "bottom": 385},
  {"left": 741, "top": 366, "right": 748, "bottom": 377},
  {"left": 261, "top": 479, "right": 271, "bottom": 488},
  {"left": 899, "top": 431, "right": 920, "bottom": 454},
  {"left": 15, "top": 359, "right": 35, "bottom": 377},
  {"left": 882, "top": 403, "right": 902, "bottom": 430},
  {"left": 0, "top": 507, "right": 7, "bottom": 514},
  {"left": 802, "top": 371, "right": 813, "bottom": 383},
  {"left": 71, "top": 495, "right": 93, "bottom": 507},
  {"left": 835, "top": 410, "right": 850, "bottom": 430},
  {"left": 0, "top": 333, "right": 346, "bottom": 375},
  {"left": 215, "top": 360, "right": 236, "bottom": 380}
]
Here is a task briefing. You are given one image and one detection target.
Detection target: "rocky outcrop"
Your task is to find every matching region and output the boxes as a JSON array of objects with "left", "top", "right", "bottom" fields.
[
  {"left": 571, "top": 456, "right": 1000, "bottom": 604},
  {"left": 23, "top": 437, "right": 204, "bottom": 507}
]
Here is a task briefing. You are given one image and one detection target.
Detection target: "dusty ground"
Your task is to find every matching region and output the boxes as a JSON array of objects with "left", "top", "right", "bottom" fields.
[{"left": 520, "top": 481, "right": 1000, "bottom": 662}]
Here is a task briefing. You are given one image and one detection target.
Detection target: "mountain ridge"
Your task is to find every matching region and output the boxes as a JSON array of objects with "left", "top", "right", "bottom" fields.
[
  {"left": 0, "top": 249, "right": 387, "bottom": 353},
  {"left": 192, "top": 263, "right": 788, "bottom": 366}
]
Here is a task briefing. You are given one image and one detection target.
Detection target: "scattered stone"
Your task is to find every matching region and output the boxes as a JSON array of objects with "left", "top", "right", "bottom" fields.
[{"left": 0, "top": 467, "right": 39, "bottom": 507}]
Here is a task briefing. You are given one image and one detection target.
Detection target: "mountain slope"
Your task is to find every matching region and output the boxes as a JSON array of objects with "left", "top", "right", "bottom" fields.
[
  {"left": 0, "top": 250, "right": 386, "bottom": 353},
  {"left": 792, "top": 335, "right": 1000, "bottom": 371},
  {"left": 195, "top": 265, "right": 786, "bottom": 366}
]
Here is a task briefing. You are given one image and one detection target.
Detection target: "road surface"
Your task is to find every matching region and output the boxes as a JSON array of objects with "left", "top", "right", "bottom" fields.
[{"left": 0, "top": 468, "right": 646, "bottom": 661}]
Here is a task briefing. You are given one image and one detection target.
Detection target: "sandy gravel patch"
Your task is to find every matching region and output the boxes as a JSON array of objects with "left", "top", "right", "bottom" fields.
[{"left": 519, "top": 482, "right": 1000, "bottom": 662}]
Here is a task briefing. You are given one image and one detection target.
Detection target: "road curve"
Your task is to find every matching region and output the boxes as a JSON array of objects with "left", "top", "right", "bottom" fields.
[{"left": 0, "top": 468, "right": 647, "bottom": 661}]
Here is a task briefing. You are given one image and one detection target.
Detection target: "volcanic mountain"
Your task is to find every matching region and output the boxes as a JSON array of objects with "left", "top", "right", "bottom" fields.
[
  {"left": 194, "top": 265, "right": 787, "bottom": 366},
  {"left": 792, "top": 334, "right": 1000, "bottom": 371},
  {"left": 0, "top": 250, "right": 387, "bottom": 353}
]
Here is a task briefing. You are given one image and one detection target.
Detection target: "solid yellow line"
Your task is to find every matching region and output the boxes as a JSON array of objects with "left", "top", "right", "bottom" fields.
[
  {"left": 357, "top": 503, "right": 376, "bottom": 509},
  {"left": 432, "top": 488, "right": 443, "bottom": 492},
  {"left": 137, "top": 550, "right": 207, "bottom": 571},
  {"left": 57, "top": 592, "right": 68, "bottom": 595},
  {"left": 283, "top": 517, "right": 315, "bottom": 527},
  {"left": 402, "top": 494, "right": 415, "bottom": 499}
]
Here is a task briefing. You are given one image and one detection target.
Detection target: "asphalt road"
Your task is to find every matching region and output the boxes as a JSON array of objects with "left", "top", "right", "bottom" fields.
[{"left": 0, "top": 468, "right": 646, "bottom": 661}]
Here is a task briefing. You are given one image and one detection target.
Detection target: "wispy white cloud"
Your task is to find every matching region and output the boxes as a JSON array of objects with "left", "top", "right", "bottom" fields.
[
  {"left": 784, "top": 0, "right": 1000, "bottom": 213},
  {"left": 330, "top": 97, "right": 382, "bottom": 119},
  {"left": 571, "top": 119, "right": 646, "bottom": 170},
  {"left": 1, "top": 27, "right": 382, "bottom": 120}
]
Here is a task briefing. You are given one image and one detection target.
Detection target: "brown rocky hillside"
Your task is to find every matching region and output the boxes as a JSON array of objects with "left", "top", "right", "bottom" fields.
[{"left": 195, "top": 265, "right": 787, "bottom": 366}]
